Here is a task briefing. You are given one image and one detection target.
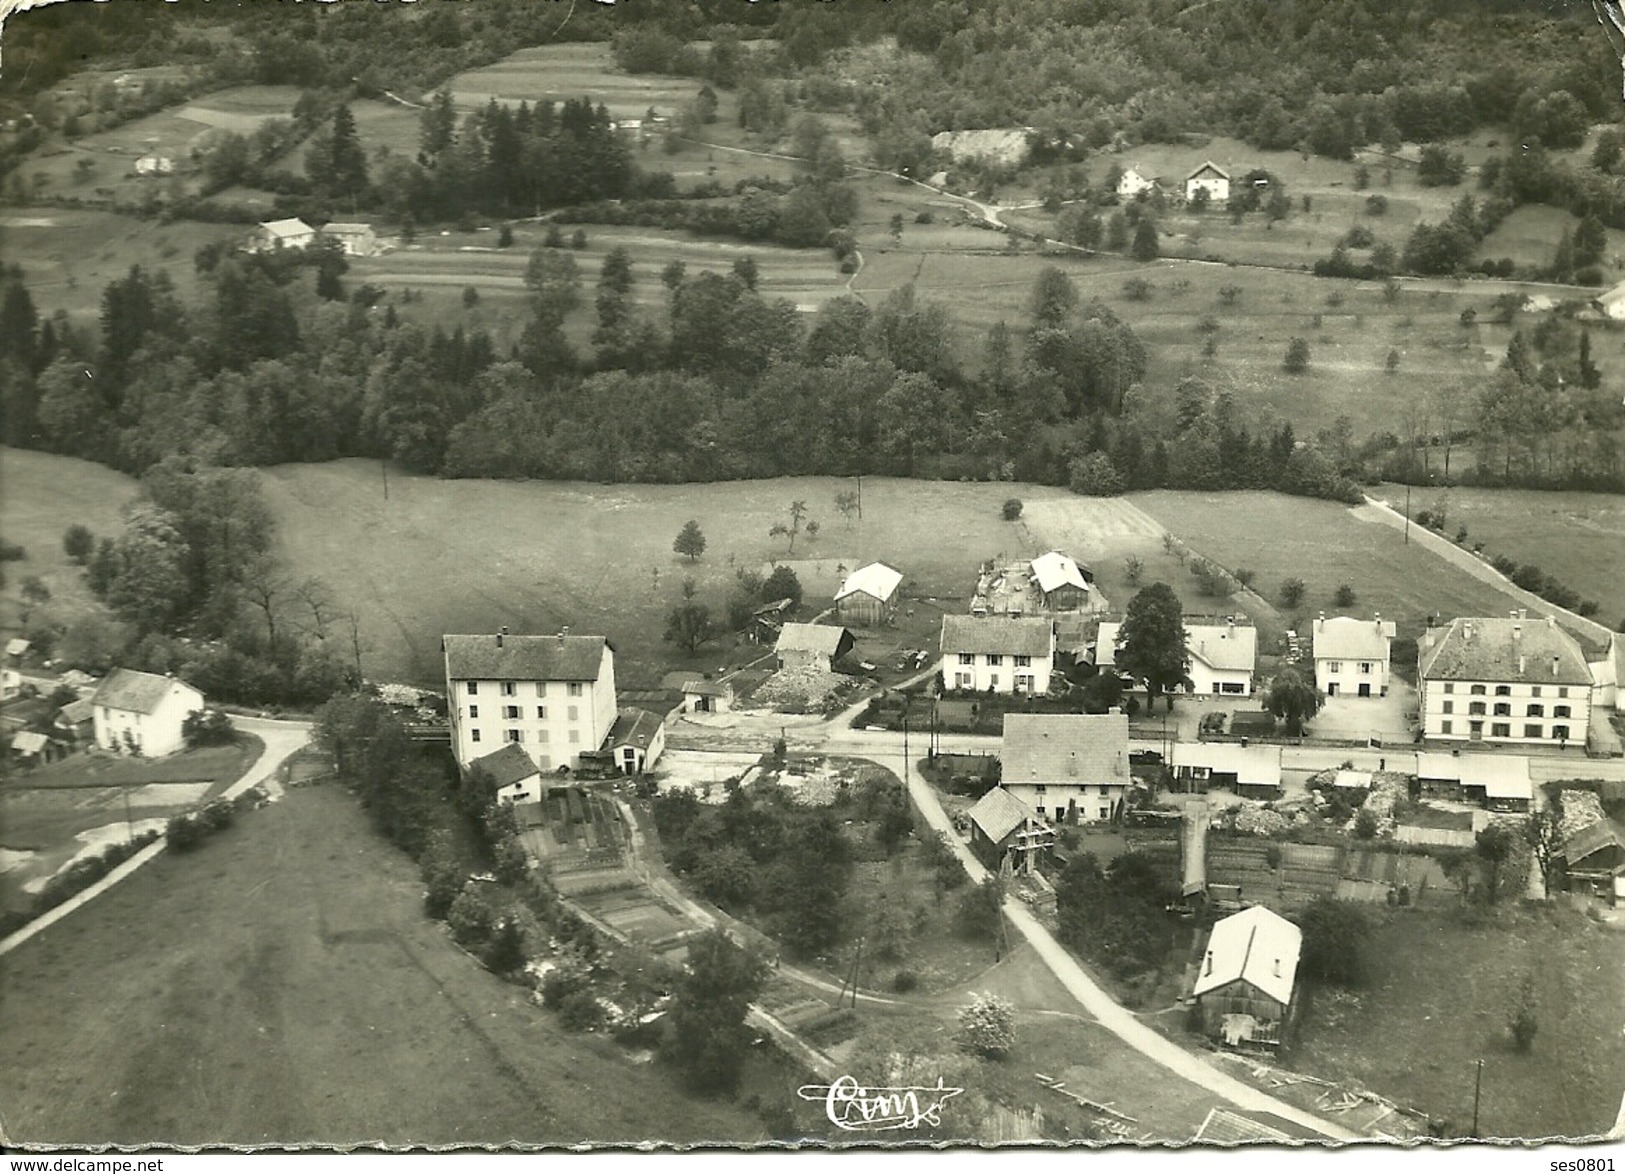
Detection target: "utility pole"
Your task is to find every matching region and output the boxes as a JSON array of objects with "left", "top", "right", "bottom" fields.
[
  {"left": 1471, "top": 1059, "right": 1483, "bottom": 1138},
  {"left": 123, "top": 783, "right": 134, "bottom": 845},
  {"left": 902, "top": 714, "right": 909, "bottom": 785},
  {"left": 1403, "top": 484, "right": 1411, "bottom": 544}
]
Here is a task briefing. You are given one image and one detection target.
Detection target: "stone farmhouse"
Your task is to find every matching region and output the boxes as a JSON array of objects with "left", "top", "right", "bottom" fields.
[
  {"left": 442, "top": 628, "right": 618, "bottom": 772},
  {"left": 1418, "top": 612, "right": 1592, "bottom": 748}
]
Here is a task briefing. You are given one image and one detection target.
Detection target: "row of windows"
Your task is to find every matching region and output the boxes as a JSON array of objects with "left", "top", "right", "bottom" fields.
[
  {"left": 956, "top": 653, "right": 1035, "bottom": 666},
  {"left": 1322, "top": 661, "right": 1376, "bottom": 674},
  {"left": 465, "top": 680, "right": 585, "bottom": 698},
  {"left": 468, "top": 704, "right": 580, "bottom": 721},
  {"left": 468, "top": 728, "right": 581, "bottom": 745},
  {"left": 952, "top": 673, "right": 1037, "bottom": 690},
  {"left": 1437, "top": 720, "right": 1572, "bottom": 739},
  {"left": 1442, "top": 702, "right": 1571, "bottom": 718},
  {"left": 1036, "top": 805, "right": 1114, "bottom": 822},
  {"left": 1031, "top": 784, "right": 1117, "bottom": 796},
  {"left": 1441, "top": 682, "right": 1570, "bottom": 698}
]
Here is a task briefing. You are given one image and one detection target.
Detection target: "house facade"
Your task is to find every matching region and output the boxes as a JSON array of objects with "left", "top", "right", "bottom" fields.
[
  {"left": 1590, "top": 635, "right": 1625, "bottom": 712},
  {"left": 1593, "top": 279, "right": 1625, "bottom": 321},
  {"left": 252, "top": 217, "right": 315, "bottom": 252},
  {"left": 471, "top": 742, "right": 544, "bottom": 808},
  {"left": 443, "top": 629, "right": 617, "bottom": 772},
  {"left": 1418, "top": 613, "right": 1592, "bottom": 748},
  {"left": 1096, "top": 616, "right": 1256, "bottom": 696},
  {"left": 835, "top": 562, "right": 903, "bottom": 627},
  {"left": 966, "top": 786, "right": 1054, "bottom": 874},
  {"left": 940, "top": 615, "right": 1055, "bottom": 694},
  {"left": 134, "top": 154, "right": 174, "bottom": 176},
  {"left": 1117, "top": 166, "right": 1157, "bottom": 199},
  {"left": 999, "top": 711, "right": 1130, "bottom": 824},
  {"left": 90, "top": 668, "right": 206, "bottom": 758},
  {"left": 1028, "top": 551, "right": 1092, "bottom": 612},
  {"left": 1185, "top": 161, "right": 1230, "bottom": 204},
  {"left": 1193, "top": 906, "right": 1301, "bottom": 1051},
  {"left": 320, "top": 222, "right": 378, "bottom": 256},
  {"left": 1312, "top": 612, "right": 1397, "bottom": 698}
]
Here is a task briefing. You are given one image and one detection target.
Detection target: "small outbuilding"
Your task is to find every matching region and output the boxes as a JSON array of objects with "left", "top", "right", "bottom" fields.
[
  {"left": 966, "top": 786, "right": 1054, "bottom": 875},
  {"left": 1192, "top": 905, "right": 1301, "bottom": 1051},
  {"left": 680, "top": 677, "right": 734, "bottom": 715},
  {"left": 607, "top": 708, "right": 666, "bottom": 775},
  {"left": 471, "top": 742, "right": 544, "bottom": 807},
  {"left": 1172, "top": 742, "right": 1283, "bottom": 800},
  {"left": 835, "top": 562, "right": 903, "bottom": 628},
  {"left": 774, "top": 623, "right": 855, "bottom": 671},
  {"left": 1561, "top": 819, "right": 1625, "bottom": 898}
]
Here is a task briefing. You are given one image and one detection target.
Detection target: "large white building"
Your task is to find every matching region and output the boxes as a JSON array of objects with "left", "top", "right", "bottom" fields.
[
  {"left": 940, "top": 615, "right": 1055, "bottom": 694},
  {"left": 1097, "top": 616, "right": 1257, "bottom": 696},
  {"left": 91, "top": 668, "right": 205, "bottom": 758},
  {"left": 1418, "top": 612, "right": 1592, "bottom": 748},
  {"left": 999, "top": 711, "right": 1131, "bottom": 824},
  {"left": 443, "top": 629, "right": 617, "bottom": 772},
  {"left": 1184, "top": 161, "right": 1230, "bottom": 204},
  {"left": 1312, "top": 612, "right": 1397, "bottom": 698}
]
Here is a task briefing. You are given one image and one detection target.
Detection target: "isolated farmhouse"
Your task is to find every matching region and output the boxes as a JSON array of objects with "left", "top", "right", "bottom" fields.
[
  {"left": 1192, "top": 904, "right": 1302, "bottom": 1051},
  {"left": 1117, "top": 166, "right": 1157, "bottom": 198},
  {"left": 90, "top": 667, "right": 205, "bottom": 758},
  {"left": 834, "top": 562, "right": 903, "bottom": 627},
  {"left": 1312, "top": 613, "right": 1396, "bottom": 698},
  {"left": 252, "top": 217, "right": 315, "bottom": 252},
  {"left": 941, "top": 615, "right": 1055, "bottom": 694},
  {"left": 1418, "top": 613, "right": 1592, "bottom": 747},
  {"left": 442, "top": 629, "right": 618, "bottom": 772},
  {"left": 1000, "top": 711, "right": 1131, "bottom": 824},
  {"left": 1185, "top": 161, "right": 1230, "bottom": 203},
  {"left": 318, "top": 221, "right": 379, "bottom": 256}
]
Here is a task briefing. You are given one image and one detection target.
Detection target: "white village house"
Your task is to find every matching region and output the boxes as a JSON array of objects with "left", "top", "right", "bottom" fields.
[
  {"left": 470, "top": 741, "right": 544, "bottom": 808},
  {"left": 606, "top": 708, "right": 665, "bottom": 775},
  {"left": 1312, "top": 612, "right": 1397, "bottom": 698},
  {"left": 133, "top": 153, "right": 174, "bottom": 176},
  {"left": 999, "top": 711, "right": 1131, "bottom": 824},
  {"left": 91, "top": 667, "right": 206, "bottom": 758},
  {"left": 1184, "top": 161, "right": 1230, "bottom": 203},
  {"left": 834, "top": 562, "right": 903, "bottom": 628},
  {"left": 940, "top": 615, "right": 1055, "bottom": 694},
  {"left": 443, "top": 629, "right": 618, "bottom": 772},
  {"left": 1592, "top": 278, "right": 1625, "bottom": 321},
  {"left": 1117, "top": 166, "right": 1158, "bottom": 199},
  {"left": 1418, "top": 612, "right": 1591, "bottom": 748},
  {"left": 319, "top": 222, "right": 379, "bottom": 256},
  {"left": 1097, "top": 616, "right": 1257, "bottom": 696},
  {"left": 251, "top": 217, "right": 315, "bottom": 252},
  {"left": 1590, "top": 634, "right": 1625, "bottom": 712}
]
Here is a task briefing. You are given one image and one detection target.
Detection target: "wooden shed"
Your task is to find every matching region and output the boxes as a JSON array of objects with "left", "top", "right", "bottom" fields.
[
  {"left": 966, "top": 786, "right": 1054, "bottom": 876},
  {"left": 1192, "top": 905, "right": 1301, "bottom": 1051},
  {"left": 835, "top": 562, "right": 903, "bottom": 627}
]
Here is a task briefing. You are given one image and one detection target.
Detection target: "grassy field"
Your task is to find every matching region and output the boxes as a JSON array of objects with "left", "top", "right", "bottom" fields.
[
  {"left": 0, "top": 447, "right": 142, "bottom": 637},
  {"left": 1475, "top": 203, "right": 1625, "bottom": 273},
  {"left": 1291, "top": 906, "right": 1625, "bottom": 1140},
  {"left": 1377, "top": 485, "right": 1625, "bottom": 631},
  {"left": 0, "top": 782, "right": 769, "bottom": 1146},
  {"left": 1127, "top": 489, "right": 1549, "bottom": 644},
  {"left": 441, "top": 43, "right": 705, "bottom": 121}
]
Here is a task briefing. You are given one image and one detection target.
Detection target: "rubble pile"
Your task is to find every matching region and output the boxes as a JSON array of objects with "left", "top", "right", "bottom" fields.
[
  {"left": 1559, "top": 790, "right": 1606, "bottom": 840},
  {"left": 1234, "top": 805, "right": 1291, "bottom": 837},
  {"left": 1345, "top": 773, "right": 1405, "bottom": 837},
  {"left": 750, "top": 665, "right": 849, "bottom": 711}
]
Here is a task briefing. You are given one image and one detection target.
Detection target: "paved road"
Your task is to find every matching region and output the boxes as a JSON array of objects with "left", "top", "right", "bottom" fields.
[{"left": 0, "top": 717, "right": 312, "bottom": 958}]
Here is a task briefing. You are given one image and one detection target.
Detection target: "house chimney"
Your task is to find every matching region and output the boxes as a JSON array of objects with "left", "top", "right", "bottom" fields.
[
  {"left": 1373, "top": 611, "right": 1381, "bottom": 633},
  {"left": 1273, "top": 957, "right": 1281, "bottom": 978},
  {"left": 1204, "top": 950, "right": 1213, "bottom": 977},
  {"left": 496, "top": 626, "right": 507, "bottom": 648},
  {"left": 557, "top": 627, "right": 569, "bottom": 646},
  {"left": 1067, "top": 751, "right": 1079, "bottom": 777},
  {"left": 1518, "top": 654, "right": 1526, "bottom": 675},
  {"left": 1551, "top": 655, "right": 1560, "bottom": 677},
  {"left": 1463, "top": 622, "right": 1473, "bottom": 641}
]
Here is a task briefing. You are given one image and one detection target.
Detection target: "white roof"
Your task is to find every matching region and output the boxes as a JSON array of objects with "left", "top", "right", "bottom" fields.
[
  {"left": 5, "top": 637, "right": 29, "bottom": 657},
  {"left": 1597, "top": 280, "right": 1625, "bottom": 308},
  {"left": 1171, "top": 741, "right": 1282, "bottom": 787},
  {"left": 835, "top": 562, "right": 902, "bottom": 604},
  {"left": 1030, "top": 551, "right": 1088, "bottom": 595},
  {"left": 1193, "top": 905, "right": 1301, "bottom": 1005},
  {"left": 1416, "top": 752, "right": 1531, "bottom": 799},
  {"left": 1313, "top": 615, "right": 1396, "bottom": 662},
  {"left": 1096, "top": 620, "right": 1255, "bottom": 673},
  {"left": 260, "top": 217, "right": 312, "bottom": 238},
  {"left": 1332, "top": 769, "right": 1373, "bottom": 790},
  {"left": 322, "top": 221, "right": 373, "bottom": 235}
]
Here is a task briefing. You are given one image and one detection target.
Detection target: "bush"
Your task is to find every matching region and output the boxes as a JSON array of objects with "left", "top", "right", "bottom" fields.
[
  {"left": 1491, "top": 555, "right": 1518, "bottom": 577},
  {"left": 957, "top": 991, "right": 1016, "bottom": 1059},
  {"left": 558, "top": 987, "right": 604, "bottom": 1031},
  {"left": 1353, "top": 807, "right": 1379, "bottom": 839},
  {"left": 1283, "top": 337, "right": 1311, "bottom": 373},
  {"left": 63, "top": 524, "right": 94, "bottom": 565},
  {"left": 447, "top": 886, "right": 496, "bottom": 948},
  {"left": 1511, "top": 564, "right": 1544, "bottom": 593},
  {"left": 1280, "top": 577, "right": 1307, "bottom": 608},
  {"left": 165, "top": 813, "right": 206, "bottom": 851},
  {"left": 891, "top": 970, "right": 919, "bottom": 994},
  {"left": 1002, "top": 498, "right": 1023, "bottom": 521},
  {"left": 198, "top": 798, "right": 236, "bottom": 833},
  {"left": 1334, "top": 584, "right": 1357, "bottom": 607},
  {"left": 0, "top": 540, "right": 25, "bottom": 561},
  {"left": 1509, "top": 972, "right": 1538, "bottom": 1052},
  {"left": 182, "top": 709, "right": 235, "bottom": 748}
]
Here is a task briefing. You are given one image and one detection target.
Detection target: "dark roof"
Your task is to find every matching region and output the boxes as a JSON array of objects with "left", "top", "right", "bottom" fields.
[
  {"left": 1418, "top": 616, "right": 1591, "bottom": 686},
  {"left": 91, "top": 668, "right": 201, "bottom": 715},
  {"left": 443, "top": 633, "right": 612, "bottom": 682},
  {"left": 609, "top": 707, "right": 664, "bottom": 751},
  {"left": 469, "top": 742, "right": 540, "bottom": 790},
  {"left": 941, "top": 615, "right": 1054, "bottom": 657},
  {"left": 1561, "top": 818, "right": 1625, "bottom": 866},
  {"left": 56, "top": 697, "right": 95, "bottom": 725},
  {"left": 775, "top": 623, "right": 853, "bottom": 658},
  {"left": 753, "top": 597, "right": 793, "bottom": 616}
]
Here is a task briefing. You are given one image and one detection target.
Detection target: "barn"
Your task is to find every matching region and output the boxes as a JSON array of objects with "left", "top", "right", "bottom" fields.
[
  {"left": 835, "top": 562, "right": 903, "bottom": 627},
  {"left": 966, "top": 786, "right": 1054, "bottom": 875},
  {"left": 1192, "top": 905, "right": 1301, "bottom": 1051}
]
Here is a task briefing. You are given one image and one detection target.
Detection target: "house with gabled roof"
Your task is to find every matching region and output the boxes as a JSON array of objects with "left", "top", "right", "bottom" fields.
[
  {"left": 1418, "top": 611, "right": 1592, "bottom": 748},
  {"left": 1184, "top": 161, "right": 1230, "bottom": 204},
  {"left": 1589, "top": 634, "right": 1625, "bottom": 712},
  {"left": 1561, "top": 818, "right": 1625, "bottom": 897},
  {"left": 319, "top": 221, "right": 378, "bottom": 256},
  {"left": 471, "top": 741, "right": 544, "bottom": 807},
  {"left": 251, "top": 217, "right": 315, "bottom": 252},
  {"left": 607, "top": 708, "right": 665, "bottom": 775},
  {"left": 1117, "top": 165, "right": 1158, "bottom": 199},
  {"left": 835, "top": 562, "right": 903, "bottom": 627},
  {"left": 1000, "top": 711, "right": 1130, "bottom": 824},
  {"left": 966, "top": 786, "right": 1054, "bottom": 874},
  {"left": 1312, "top": 611, "right": 1397, "bottom": 698},
  {"left": 443, "top": 628, "right": 617, "bottom": 772},
  {"left": 774, "top": 623, "right": 854, "bottom": 671},
  {"left": 1593, "top": 278, "right": 1625, "bottom": 321},
  {"left": 941, "top": 615, "right": 1055, "bottom": 695},
  {"left": 1028, "top": 551, "right": 1092, "bottom": 612},
  {"left": 1194, "top": 1106, "right": 1330, "bottom": 1143},
  {"left": 90, "top": 668, "right": 205, "bottom": 758},
  {"left": 1192, "top": 905, "right": 1301, "bottom": 1051},
  {"left": 1097, "top": 615, "right": 1256, "bottom": 696}
]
